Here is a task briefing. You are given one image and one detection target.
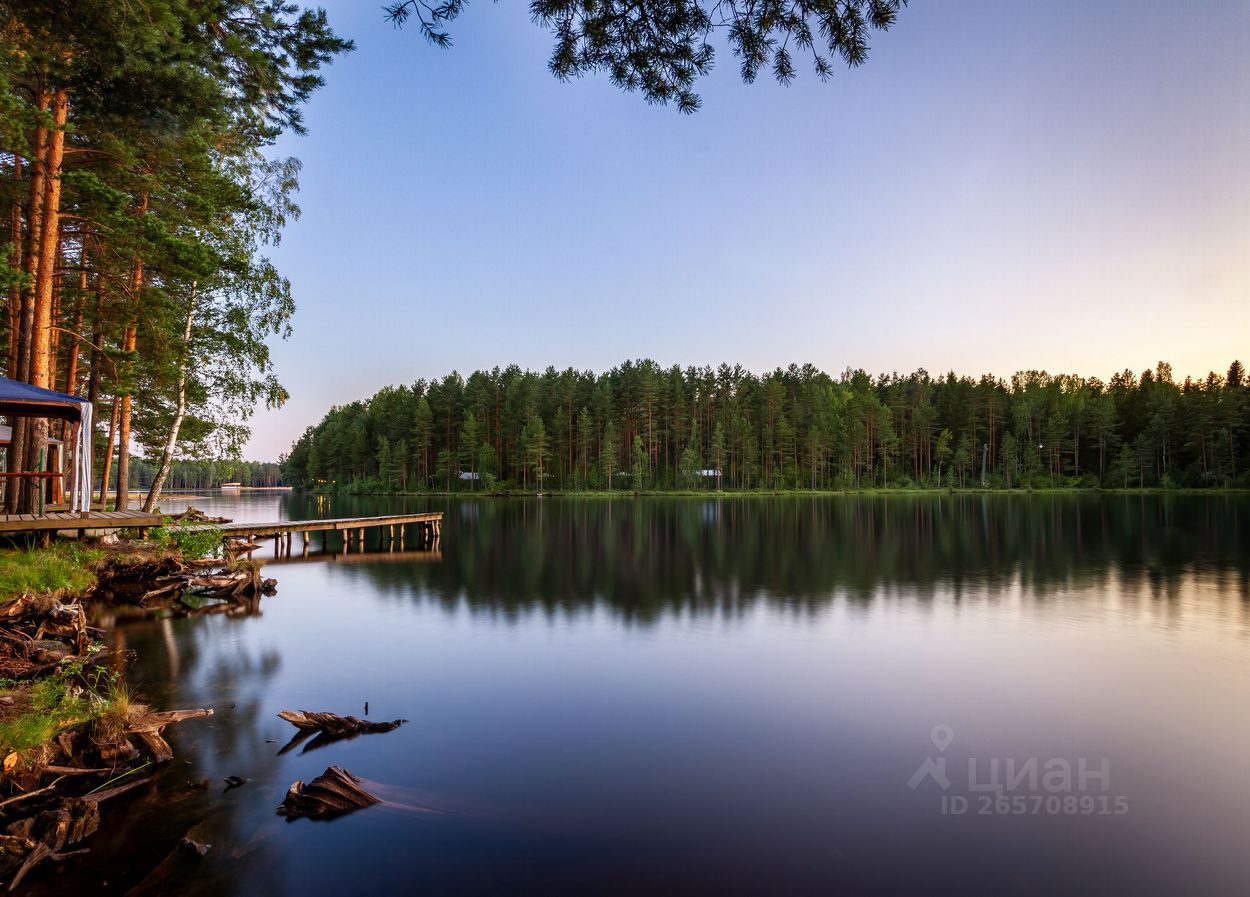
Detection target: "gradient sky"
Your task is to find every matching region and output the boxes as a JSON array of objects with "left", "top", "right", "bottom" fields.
[{"left": 247, "top": 0, "right": 1249, "bottom": 459}]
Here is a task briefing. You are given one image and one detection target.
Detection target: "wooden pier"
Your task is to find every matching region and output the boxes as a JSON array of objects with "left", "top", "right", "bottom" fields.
[
  {"left": 0, "top": 510, "right": 164, "bottom": 537},
  {"left": 183, "top": 512, "right": 443, "bottom": 557}
]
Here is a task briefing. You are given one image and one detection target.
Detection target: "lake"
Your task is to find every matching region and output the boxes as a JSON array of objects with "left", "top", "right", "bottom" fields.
[{"left": 34, "top": 493, "right": 1250, "bottom": 895}]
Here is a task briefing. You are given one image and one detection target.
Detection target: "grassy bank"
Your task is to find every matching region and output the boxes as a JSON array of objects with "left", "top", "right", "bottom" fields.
[
  {"left": 0, "top": 526, "right": 219, "bottom": 760},
  {"left": 0, "top": 543, "right": 99, "bottom": 604},
  {"left": 0, "top": 655, "right": 128, "bottom": 757}
]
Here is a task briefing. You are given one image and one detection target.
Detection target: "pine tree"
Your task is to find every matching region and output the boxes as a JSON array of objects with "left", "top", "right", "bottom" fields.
[
  {"left": 576, "top": 406, "right": 593, "bottom": 487},
  {"left": 600, "top": 418, "right": 619, "bottom": 491},
  {"left": 631, "top": 434, "right": 646, "bottom": 490},
  {"left": 709, "top": 422, "right": 725, "bottom": 491},
  {"left": 459, "top": 414, "right": 479, "bottom": 489},
  {"left": 521, "top": 415, "right": 548, "bottom": 490},
  {"left": 386, "top": 0, "right": 905, "bottom": 114}
]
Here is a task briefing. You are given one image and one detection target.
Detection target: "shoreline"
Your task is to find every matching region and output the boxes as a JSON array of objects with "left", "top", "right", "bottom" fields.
[
  {"left": 0, "top": 530, "right": 266, "bottom": 889},
  {"left": 298, "top": 486, "right": 1250, "bottom": 499}
]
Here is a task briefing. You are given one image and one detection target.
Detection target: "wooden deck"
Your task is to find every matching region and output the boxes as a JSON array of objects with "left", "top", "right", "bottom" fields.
[
  {"left": 0, "top": 510, "right": 164, "bottom": 534},
  {"left": 182, "top": 512, "right": 442, "bottom": 538},
  {"left": 183, "top": 512, "right": 443, "bottom": 557},
  {"left": 0, "top": 511, "right": 443, "bottom": 555}
]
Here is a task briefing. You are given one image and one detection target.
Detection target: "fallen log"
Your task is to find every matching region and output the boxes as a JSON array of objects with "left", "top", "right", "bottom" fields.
[
  {"left": 138, "top": 581, "right": 183, "bottom": 604},
  {"left": 277, "top": 710, "right": 403, "bottom": 736},
  {"left": 277, "top": 767, "right": 379, "bottom": 821},
  {"left": 80, "top": 777, "right": 152, "bottom": 805}
]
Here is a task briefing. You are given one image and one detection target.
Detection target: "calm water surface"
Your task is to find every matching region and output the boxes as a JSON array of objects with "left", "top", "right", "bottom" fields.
[{"left": 36, "top": 494, "right": 1250, "bottom": 895}]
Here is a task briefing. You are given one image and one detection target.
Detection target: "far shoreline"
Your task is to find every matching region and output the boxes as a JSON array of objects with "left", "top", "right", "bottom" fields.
[{"left": 291, "top": 486, "right": 1250, "bottom": 499}]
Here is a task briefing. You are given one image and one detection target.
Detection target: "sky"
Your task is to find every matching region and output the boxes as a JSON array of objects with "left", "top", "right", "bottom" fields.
[{"left": 247, "top": 0, "right": 1249, "bottom": 459}]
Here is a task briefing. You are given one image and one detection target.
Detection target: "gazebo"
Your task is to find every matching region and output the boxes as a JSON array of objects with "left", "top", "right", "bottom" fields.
[{"left": 0, "top": 377, "right": 93, "bottom": 513}]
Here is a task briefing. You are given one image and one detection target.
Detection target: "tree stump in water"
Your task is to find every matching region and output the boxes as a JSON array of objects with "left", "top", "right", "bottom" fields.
[
  {"left": 277, "top": 710, "right": 403, "bottom": 736},
  {"left": 277, "top": 767, "right": 379, "bottom": 821}
]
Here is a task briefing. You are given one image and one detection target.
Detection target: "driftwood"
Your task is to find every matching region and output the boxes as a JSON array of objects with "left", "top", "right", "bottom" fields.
[
  {"left": 277, "top": 710, "right": 403, "bottom": 736},
  {"left": 276, "top": 710, "right": 404, "bottom": 755},
  {"left": 123, "top": 709, "right": 214, "bottom": 764},
  {"left": 179, "top": 838, "right": 210, "bottom": 856},
  {"left": 0, "top": 775, "right": 155, "bottom": 887},
  {"left": 0, "top": 599, "right": 92, "bottom": 678},
  {"left": 277, "top": 766, "right": 379, "bottom": 821},
  {"left": 100, "top": 555, "right": 272, "bottom": 609},
  {"left": 2, "top": 797, "right": 100, "bottom": 889},
  {"left": 224, "top": 537, "right": 260, "bottom": 558},
  {"left": 170, "top": 507, "right": 231, "bottom": 525},
  {"left": 84, "top": 705, "right": 212, "bottom": 767},
  {"left": 5, "top": 798, "right": 99, "bottom": 850}
]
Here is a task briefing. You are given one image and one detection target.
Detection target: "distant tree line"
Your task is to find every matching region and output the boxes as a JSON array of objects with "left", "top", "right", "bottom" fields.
[
  {"left": 95, "top": 458, "right": 284, "bottom": 492},
  {"left": 280, "top": 359, "right": 1250, "bottom": 493},
  {"left": 143, "top": 459, "right": 282, "bottom": 491}
]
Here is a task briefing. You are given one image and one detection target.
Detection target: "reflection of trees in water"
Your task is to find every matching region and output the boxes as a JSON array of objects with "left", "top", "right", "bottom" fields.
[
  {"left": 29, "top": 605, "right": 287, "bottom": 895},
  {"left": 330, "top": 495, "right": 1250, "bottom": 625}
]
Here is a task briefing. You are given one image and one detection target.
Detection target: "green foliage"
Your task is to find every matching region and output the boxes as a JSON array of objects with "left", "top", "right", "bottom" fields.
[
  {"left": 631, "top": 434, "right": 647, "bottom": 489},
  {"left": 386, "top": 0, "right": 905, "bottom": 113},
  {"left": 281, "top": 359, "right": 1250, "bottom": 494},
  {"left": 124, "top": 458, "right": 285, "bottom": 490},
  {"left": 0, "top": 649, "right": 120, "bottom": 754},
  {"left": 150, "top": 525, "right": 222, "bottom": 559},
  {"left": 0, "top": 0, "right": 350, "bottom": 498},
  {"left": 522, "top": 415, "right": 549, "bottom": 489}
]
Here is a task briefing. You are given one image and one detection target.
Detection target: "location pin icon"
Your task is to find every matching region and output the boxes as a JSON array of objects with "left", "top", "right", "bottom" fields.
[{"left": 931, "top": 724, "right": 954, "bottom": 752}]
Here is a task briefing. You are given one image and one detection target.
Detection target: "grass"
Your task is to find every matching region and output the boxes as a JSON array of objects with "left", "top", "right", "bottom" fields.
[
  {"left": 0, "top": 542, "right": 99, "bottom": 605},
  {"left": 0, "top": 652, "right": 123, "bottom": 756}
]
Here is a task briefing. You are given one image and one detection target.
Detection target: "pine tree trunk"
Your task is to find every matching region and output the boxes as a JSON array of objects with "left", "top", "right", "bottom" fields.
[
  {"left": 86, "top": 276, "right": 104, "bottom": 407},
  {"left": 6, "top": 155, "right": 21, "bottom": 377},
  {"left": 16, "top": 89, "right": 48, "bottom": 384},
  {"left": 114, "top": 192, "right": 148, "bottom": 511},
  {"left": 62, "top": 273, "right": 84, "bottom": 396},
  {"left": 5, "top": 93, "right": 49, "bottom": 513},
  {"left": 98, "top": 395, "right": 118, "bottom": 506},
  {"left": 19, "top": 87, "right": 68, "bottom": 514},
  {"left": 143, "top": 286, "right": 195, "bottom": 512}
]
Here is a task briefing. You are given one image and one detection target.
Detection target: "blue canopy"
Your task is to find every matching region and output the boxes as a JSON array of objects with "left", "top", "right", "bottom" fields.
[
  {"left": 0, "top": 377, "right": 88, "bottom": 422},
  {"left": 0, "top": 377, "right": 93, "bottom": 511}
]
